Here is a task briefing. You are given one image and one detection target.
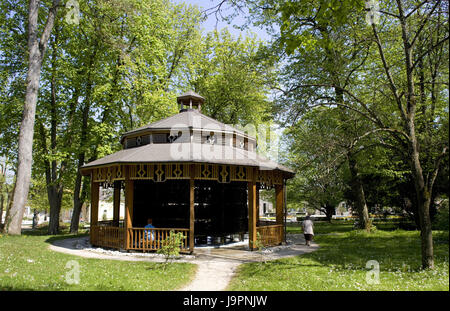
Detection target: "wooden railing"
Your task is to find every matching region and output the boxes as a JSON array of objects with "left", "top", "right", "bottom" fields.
[
  {"left": 91, "top": 226, "right": 190, "bottom": 252},
  {"left": 98, "top": 220, "right": 125, "bottom": 227},
  {"left": 90, "top": 225, "right": 125, "bottom": 249},
  {"left": 256, "top": 224, "right": 283, "bottom": 246},
  {"left": 257, "top": 220, "right": 276, "bottom": 227},
  {"left": 126, "top": 228, "right": 190, "bottom": 252}
]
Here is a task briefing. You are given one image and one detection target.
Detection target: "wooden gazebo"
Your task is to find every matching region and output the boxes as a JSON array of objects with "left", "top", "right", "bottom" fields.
[{"left": 81, "top": 91, "right": 295, "bottom": 253}]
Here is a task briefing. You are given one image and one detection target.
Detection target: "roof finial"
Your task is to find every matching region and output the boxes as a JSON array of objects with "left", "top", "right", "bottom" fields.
[{"left": 177, "top": 90, "right": 205, "bottom": 113}]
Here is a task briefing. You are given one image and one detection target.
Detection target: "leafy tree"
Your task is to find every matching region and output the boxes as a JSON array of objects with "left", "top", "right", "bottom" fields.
[
  {"left": 233, "top": 0, "right": 448, "bottom": 269},
  {"left": 0, "top": 0, "right": 27, "bottom": 167},
  {"left": 285, "top": 108, "right": 345, "bottom": 222},
  {"left": 187, "top": 29, "right": 276, "bottom": 128},
  {"left": 25, "top": 0, "right": 203, "bottom": 234},
  {"left": 5, "top": 0, "right": 61, "bottom": 235}
]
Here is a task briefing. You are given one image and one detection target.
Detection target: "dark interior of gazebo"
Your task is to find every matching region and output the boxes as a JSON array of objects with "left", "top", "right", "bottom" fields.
[{"left": 132, "top": 179, "right": 248, "bottom": 244}]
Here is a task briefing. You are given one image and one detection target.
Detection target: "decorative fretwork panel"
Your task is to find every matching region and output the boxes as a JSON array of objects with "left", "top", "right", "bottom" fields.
[
  {"left": 218, "top": 165, "right": 231, "bottom": 183},
  {"left": 257, "top": 170, "right": 284, "bottom": 189},
  {"left": 195, "top": 164, "right": 218, "bottom": 180},
  {"left": 128, "top": 163, "right": 191, "bottom": 181},
  {"left": 258, "top": 170, "right": 273, "bottom": 188},
  {"left": 165, "top": 163, "right": 190, "bottom": 179},
  {"left": 154, "top": 164, "right": 166, "bottom": 182},
  {"left": 230, "top": 166, "right": 251, "bottom": 182},
  {"left": 125, "top": 135, "right": 151, "bottom": 149},
  {"left": 92, "top": 163, "right": 283, "bottom": 185},
  {"left": 93, "top": 165, "right": 125, "bottom": 183},
  {"left": 273, "top": 170, "right": 283, "bottom": 185},
  {"left": 129, "top": 164, "right": 154, "bottom": 180}
]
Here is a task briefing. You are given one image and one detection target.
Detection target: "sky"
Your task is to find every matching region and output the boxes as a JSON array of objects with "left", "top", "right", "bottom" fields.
[{"left": 173, "top": 0, "right": 271, "bottom": 41}]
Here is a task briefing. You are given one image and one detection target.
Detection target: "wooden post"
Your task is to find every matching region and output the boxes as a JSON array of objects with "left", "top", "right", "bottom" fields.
[
  {"left": 248, "top": 169, "right": 257, "bottom": 250},
  {"left": 113, "top": 181, "right": 120, "bottom": 227},
  {"left": 275, "top": 183, "right": 284, "bottom": 245},
  {"left": 189, "top": 165, "right": 195, "bottom": 253},
  {"left": 256, "top": 184, "right": 260, "bottom": 225},
  {"left": 90, "top": 178, "right": 99, "bottom": 245},
  {"left": 124, "top": 168, "right": 134, "bottom": 250}
]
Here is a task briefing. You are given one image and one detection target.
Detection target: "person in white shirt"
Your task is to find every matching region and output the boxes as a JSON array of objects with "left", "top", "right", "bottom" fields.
[{"left": 302, "top": 215, "right": 314, "bottom": 246}]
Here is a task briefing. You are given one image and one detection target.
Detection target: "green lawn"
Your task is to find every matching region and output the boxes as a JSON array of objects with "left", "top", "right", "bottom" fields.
[
  {"left": 286, "top": 220, "right": 355, "bottom": 234},
  {"left": 228, "top": 222, "right": 449, "bottom": 291},
  {"left": 0, "top": 230, "right": 196, "bottom": 291}
]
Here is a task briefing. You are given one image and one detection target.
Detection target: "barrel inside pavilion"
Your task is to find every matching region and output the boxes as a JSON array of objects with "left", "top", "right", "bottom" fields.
[{"left": 81, "top": 91, "right": 295, "bottom": 253}]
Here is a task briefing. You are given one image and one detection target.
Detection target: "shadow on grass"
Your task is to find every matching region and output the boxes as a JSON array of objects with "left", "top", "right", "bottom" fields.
[
  {"left": 20, "top": 225, "right": 89, "bottom": 245},
  {"left": 43, "top": 233, "right": 89, "bottom": 246},
  {"left": 2, "top": 284, "right": 128, "bottom": 291},
  {"left": 1, "top": 285, "right": 39, "bottom": 291},
  {"left": 22, "top": 223, "right": 89, "bottom": 236}
]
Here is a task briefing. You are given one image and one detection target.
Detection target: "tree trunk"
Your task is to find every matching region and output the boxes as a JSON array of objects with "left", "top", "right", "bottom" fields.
[
  {"left": 0, "top": 193, "right": 4, "bottom": 228},
  {"left": 348, "top": 153, "right": 370, "bottom": 230},
  {"left": 47, "top": 186, "right": 63, "bottom": 234},
  {"left": 0, "top": 171, "right": 4, "bottom": 227},
  {"left": 38, "top": 119, "right": 64, "bottom": 235},
  {"left": 322, "top": 204, "right": 335, "bottom": 222},
  {"left": 6, "top": 0, "right": 60, "bottom": 235},
  {"left": 397, "top": 0, "right": 436, "bottom": 269},
  {"left": 70, "top": 175, "right": 88, "bottom": 233},
  {"left": 417, "top": 191, "right": 434, "bottom": 269},
  {"left": 46, "top": 24, "right": 64, "bottom": 235},
  {"left": 402, "top": 196, "right": 420, "bottom": 229},
  {"left": 408, "top": 126, "right": 434, "bottom": 269},
  {"left": 3, "top": 181, "right": 16, "bottom": 233},
  {"left": 69, "top": 38, "right": 99, "bottom": 233},
  {"left": 70, "top": 92, "right": 91, "bottom": 233},
  {"left": 70, "top": 198, "right": 82, "bottom": 233}
]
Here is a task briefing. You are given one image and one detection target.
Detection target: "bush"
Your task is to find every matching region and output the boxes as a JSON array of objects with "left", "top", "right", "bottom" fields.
[
  {"left": 433, "top": 202, "right": 449, "bottom": 231},
  {"left": 254, "top": 232, "right": 267, "bottom": 264},
  {"left": 157, "top": 231, "right": 186, "bottom": 268}
]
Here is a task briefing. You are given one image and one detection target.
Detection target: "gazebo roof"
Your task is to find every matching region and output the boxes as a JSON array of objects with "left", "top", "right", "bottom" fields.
[
  {"left": 81, "top": 142, "right": 295, "bottom": 176},
  {"left": 120, "top": 109, "right": 249, "bottom": 143},
  {"left": 82, "top": 92, "right": 295, "bottom": 178},
  {"left": 177, "top": 90, "right": 205, "bottom": 102}
]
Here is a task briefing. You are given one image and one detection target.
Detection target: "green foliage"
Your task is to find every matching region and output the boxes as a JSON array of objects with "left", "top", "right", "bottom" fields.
[
  {"left": 188, "top": 29, "right": 276, "bottom": 128},
  {"left": 0, "top": 0, "right": 27, "bottom": 164},
  {"left": 277, "top": 0, "right": 365, "bottom": 55},
  {"left": 157, "top": 231, "right": 187, "bottom": 266},
  {"left": 284, "top": 108, "right": 347, "bottom": 217},
  {"left": 239, "top": 0, "right": 449, "bottom": 224},
  {"left": 433, "top": 201, "right": 449, "bottom": 231}
]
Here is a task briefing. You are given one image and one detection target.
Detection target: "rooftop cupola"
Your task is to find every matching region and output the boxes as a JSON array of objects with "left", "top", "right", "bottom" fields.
[{"left": 177, "top": 90, "right": 205, "bottom": 112}]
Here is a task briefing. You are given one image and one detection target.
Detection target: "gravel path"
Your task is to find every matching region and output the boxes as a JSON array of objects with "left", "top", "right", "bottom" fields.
[
  {"left": 49, "top": 234, "right": 319, "bottom": 291},
  {"left": 180, "top": 260, "right": 241, "bottom": 291}
]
